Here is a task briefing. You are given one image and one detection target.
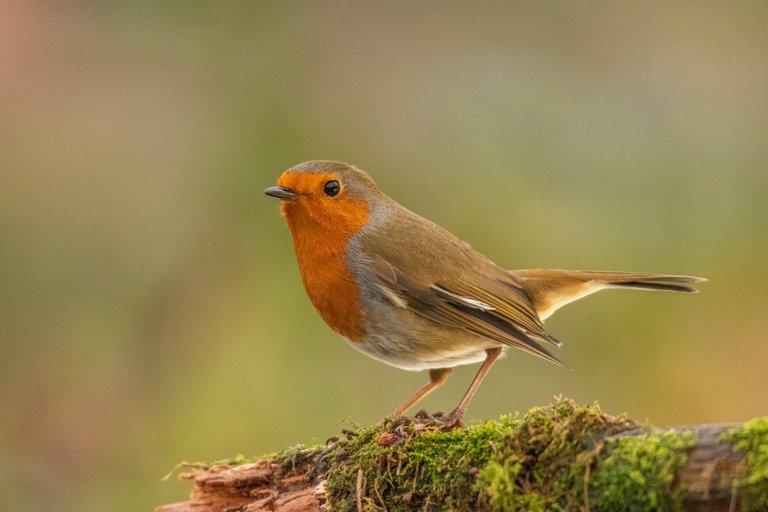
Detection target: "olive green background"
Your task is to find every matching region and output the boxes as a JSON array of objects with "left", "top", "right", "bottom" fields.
[{"left": 1, "top": 2, "right": 766, "bottom": 510}]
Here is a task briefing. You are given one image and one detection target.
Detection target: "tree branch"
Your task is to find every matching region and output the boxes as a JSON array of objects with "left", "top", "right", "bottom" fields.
[{"left": 156, "top": 398, "right": 767, "bottom": 512}]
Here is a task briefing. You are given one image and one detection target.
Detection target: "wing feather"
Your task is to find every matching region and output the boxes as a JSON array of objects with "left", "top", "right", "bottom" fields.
[{"left": 369, "top": 252, "right": 565, "bottom": 366}]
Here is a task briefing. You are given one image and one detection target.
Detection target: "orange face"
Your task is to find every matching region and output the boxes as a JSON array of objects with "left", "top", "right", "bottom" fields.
[
  {"left": 274, "top": 171, "right": 371, "bottom": 341},
  {"left": 276, "top": 171, "right": 371, "bottom": 237}
]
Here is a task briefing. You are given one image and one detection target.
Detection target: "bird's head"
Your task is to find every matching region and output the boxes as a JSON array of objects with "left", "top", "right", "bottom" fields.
[{"left": 265, "top": 160, "right": 381, "bottom": 240}]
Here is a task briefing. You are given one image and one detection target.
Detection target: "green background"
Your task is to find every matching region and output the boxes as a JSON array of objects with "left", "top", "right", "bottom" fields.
[{"left": 1, "top": 2, "right": 766, "bottom": 510}]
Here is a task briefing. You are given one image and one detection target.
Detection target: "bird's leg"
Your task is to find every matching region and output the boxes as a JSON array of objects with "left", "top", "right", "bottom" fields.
[
  {"left": 390, "top": 368, "right": 452, "bottom": 418},
  {"left": 444, "top": 347, "right": 502, "bottom": 427}
]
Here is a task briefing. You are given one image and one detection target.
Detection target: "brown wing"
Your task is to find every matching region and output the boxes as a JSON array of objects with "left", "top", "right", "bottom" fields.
[{"left": 369, "top": 252, "right": 565, "bottom": 367}]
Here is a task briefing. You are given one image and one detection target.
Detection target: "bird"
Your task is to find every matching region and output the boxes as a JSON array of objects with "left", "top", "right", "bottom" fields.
[{"left": 264, "top": 160, "right": 704, "bottom": 424}]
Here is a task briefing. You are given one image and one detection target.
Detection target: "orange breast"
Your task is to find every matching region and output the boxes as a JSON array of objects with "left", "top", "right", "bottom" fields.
[{"left": 281, "top": 194, "right": 371, "bottom": 341}]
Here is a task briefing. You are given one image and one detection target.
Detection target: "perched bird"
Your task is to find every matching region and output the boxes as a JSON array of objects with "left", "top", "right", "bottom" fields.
[{"left": 265, "top": 160, "right": 704, "bottom": 423}]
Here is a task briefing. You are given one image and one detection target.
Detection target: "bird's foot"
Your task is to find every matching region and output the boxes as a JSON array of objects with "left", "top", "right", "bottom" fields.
[{"left": 440, "top": 410, "right": 465, "bottom": 430}]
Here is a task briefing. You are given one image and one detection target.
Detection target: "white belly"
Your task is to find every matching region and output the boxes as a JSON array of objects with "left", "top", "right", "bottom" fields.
[{"left": 341, "top": 331, "right": 501, "bottom": 371}]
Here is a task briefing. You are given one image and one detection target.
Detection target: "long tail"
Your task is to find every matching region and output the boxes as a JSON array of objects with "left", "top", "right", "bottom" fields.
[{"left": 515, "top": 269, "right": 706, "bottom": 320}]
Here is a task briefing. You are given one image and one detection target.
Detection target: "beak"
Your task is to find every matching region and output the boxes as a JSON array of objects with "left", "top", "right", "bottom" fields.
[{"left": 264, "top": 186, "right": 297, "bottom": 200}]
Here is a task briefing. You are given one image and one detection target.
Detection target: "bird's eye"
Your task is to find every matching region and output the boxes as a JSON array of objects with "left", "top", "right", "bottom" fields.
[{"left": 324, "top": 180, "right": 341, "bottom": 197}]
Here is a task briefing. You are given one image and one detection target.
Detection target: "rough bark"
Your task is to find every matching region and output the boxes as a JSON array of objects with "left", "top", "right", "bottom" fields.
[{"left": 157, "top": 461, "right": 324, "bottom": 512}]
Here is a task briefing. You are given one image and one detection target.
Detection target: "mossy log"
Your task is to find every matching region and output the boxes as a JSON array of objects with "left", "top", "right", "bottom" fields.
[{"left": 157, "top": 398, "right": 768, "bottom": 512}]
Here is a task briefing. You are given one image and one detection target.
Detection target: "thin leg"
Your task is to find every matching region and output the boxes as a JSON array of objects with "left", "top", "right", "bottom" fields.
[
  {"left": 447, "top": 347, "right": 502, "bottom": 423},
  {"left": 391, "top": 368, "right": 452, "bottom": 417}
]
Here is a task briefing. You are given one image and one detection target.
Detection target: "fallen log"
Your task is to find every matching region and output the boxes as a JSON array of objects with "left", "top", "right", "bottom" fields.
[{"left": 157, "top": 398, "right": 768, "bottom": 512}]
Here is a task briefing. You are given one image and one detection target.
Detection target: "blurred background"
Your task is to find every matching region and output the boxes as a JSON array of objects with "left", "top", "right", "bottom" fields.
[{"left": 1, "top": 1, "right": 767, "bottom": 510}]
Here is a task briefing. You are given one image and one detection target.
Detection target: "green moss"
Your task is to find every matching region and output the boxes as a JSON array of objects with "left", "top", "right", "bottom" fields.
[
  {"left": 722, "top": 417, "right": 768, "bottom": 512},
  {"left": 272, "top": 443, "right": 326, "bottom": 480},
  {"left": 172, "top": 397, "right": 718, "bottom": 510},
  {"left": 325, "top": 414, "right": 520, "bottom": 511},
  {"left": 474, "top": 398, "right": 636, "bottom": 511},
  {"left": 588, "top": 428, "right": 696, "bottom": 512},
  {"left": 325, "top": 397, "right": 637, "bottom": 511}
]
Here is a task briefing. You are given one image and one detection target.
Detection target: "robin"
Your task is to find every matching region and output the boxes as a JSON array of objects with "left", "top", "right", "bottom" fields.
[{"left": 265, "top": 160, "right": 704, "bottom": 423}]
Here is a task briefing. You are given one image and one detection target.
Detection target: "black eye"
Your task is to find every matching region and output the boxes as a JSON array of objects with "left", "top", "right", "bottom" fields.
[{"left": 324, "top": 180, "right": 340, "bottom": 197}]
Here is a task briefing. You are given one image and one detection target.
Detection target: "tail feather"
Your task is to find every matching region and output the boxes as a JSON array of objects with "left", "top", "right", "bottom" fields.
[
  {"left": 608, "top": 279, "right": 700, "bottom": 293},
  {"left": 515, "top": 269, "right": 706, "bottom": 320}
]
